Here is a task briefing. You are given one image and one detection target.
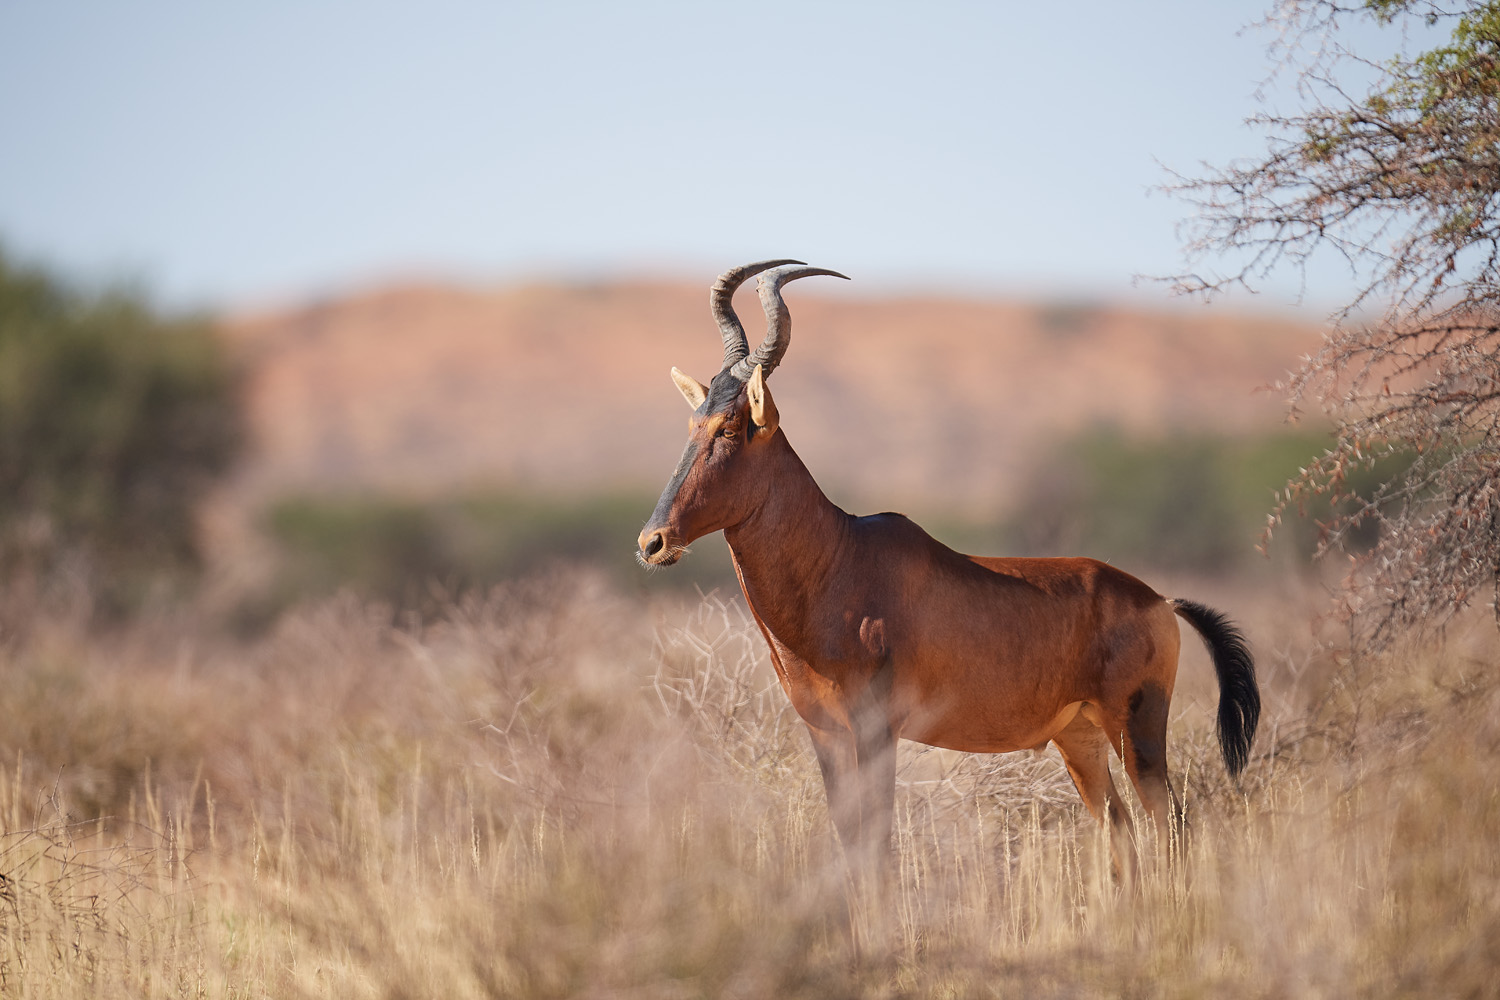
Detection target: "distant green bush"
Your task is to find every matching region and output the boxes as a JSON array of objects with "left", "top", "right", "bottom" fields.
[
  {"left": 263, "top": 490, "right": 737, "bottom": 611},
  {"left": 260, "top": 428, "right": 1394, "bottom": 611},
  {"left": 0, "top": 251, "right": 244, "bottom": 606},
  {"left": 995, "top": 427, "right": 1400, "bottom": 573}
]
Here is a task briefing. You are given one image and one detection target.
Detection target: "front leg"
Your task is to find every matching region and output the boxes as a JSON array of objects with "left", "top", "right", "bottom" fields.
[
  {"left": 807, "top": 723, "right": 859, "bottom": 851},
  {"left": 854, "top": 713, "right": 897, "bottom": 876},
  {"left": 805, "top": 716, "right": 896, "bottom": 875}
]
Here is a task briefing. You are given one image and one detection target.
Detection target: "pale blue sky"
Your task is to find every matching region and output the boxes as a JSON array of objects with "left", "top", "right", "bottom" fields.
[{"left": 0, "top": 2, "right": 1408, "bottom": 311}]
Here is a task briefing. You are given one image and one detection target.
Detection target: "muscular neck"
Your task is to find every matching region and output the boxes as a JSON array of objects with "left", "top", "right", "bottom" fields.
[{"left": 723, "top": 431, "right": 851, "bottom": 640}]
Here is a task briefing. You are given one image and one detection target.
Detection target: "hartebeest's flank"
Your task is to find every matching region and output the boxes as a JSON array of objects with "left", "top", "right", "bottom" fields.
[{"left": 638, "top": 260, "right": 1259, "bottom": 876}]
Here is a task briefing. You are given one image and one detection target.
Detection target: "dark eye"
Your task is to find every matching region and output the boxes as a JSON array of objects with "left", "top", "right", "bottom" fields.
[{"left": 721, "top": 425, "right": 736, "bottom": 439}]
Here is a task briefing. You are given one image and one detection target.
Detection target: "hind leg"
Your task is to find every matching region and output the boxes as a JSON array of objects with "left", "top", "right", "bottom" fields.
[
  {"left": 1112, "top": 681, "right": 1185, "bottom": 859},
  {"left": 1052, "top": 710, "right": 1136, "bottom": 881}
]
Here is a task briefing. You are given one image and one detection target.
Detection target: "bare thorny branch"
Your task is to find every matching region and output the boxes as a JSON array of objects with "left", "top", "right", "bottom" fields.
[{"left": 1169, "top": 1, "right": 1500, "bottom": 648}]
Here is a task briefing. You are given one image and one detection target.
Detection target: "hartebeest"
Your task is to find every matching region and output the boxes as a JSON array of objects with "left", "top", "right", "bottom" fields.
[{"left": 638, "top": 260, "right": 1259, "bottom": 876}]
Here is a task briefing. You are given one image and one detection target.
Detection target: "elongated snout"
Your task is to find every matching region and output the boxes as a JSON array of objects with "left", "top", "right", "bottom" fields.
[
  {"left": 639, "top": 528, "right": 665, "bottom": 559},
  {"left": 637, "top": 526, "right": 682, "bottom": 566}
]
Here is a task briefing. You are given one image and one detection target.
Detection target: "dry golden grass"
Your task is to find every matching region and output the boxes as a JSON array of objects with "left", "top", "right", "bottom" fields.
[{"left": 0, "top": 570, "right": 1496, "bottom": 998}]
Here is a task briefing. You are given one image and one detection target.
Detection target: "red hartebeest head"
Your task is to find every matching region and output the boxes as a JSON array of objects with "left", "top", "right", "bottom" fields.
[{"left": 637, "top": 260, "right": 848, "bottom": 566}]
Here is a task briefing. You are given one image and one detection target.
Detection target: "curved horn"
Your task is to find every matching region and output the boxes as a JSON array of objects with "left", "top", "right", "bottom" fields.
[
  {"left": 728, "top": 265, "right": 850, "bottom": 382},
  {"left": 711, "top": 259, "right": 804, "bottom": 372}
]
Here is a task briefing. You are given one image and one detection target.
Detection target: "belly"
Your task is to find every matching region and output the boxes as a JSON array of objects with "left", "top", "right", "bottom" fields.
[{"left": 895, "top": 691, "right": 1086, "bottom": 754}]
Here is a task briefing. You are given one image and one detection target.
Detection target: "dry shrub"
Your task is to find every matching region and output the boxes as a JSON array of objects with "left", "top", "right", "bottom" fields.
[{"left": 0, "top": 571, "right": 1496, "bottom": 996}]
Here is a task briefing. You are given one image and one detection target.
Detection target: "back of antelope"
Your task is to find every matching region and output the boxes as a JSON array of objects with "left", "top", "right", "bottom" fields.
[{"left": 638, "top": 260, "right": 1260, "bottom": 877}]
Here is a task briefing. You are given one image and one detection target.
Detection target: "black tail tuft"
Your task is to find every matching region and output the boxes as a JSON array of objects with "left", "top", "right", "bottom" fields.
[{"left": 1171, "top": 599, "right": 1259, "bottom": 780}]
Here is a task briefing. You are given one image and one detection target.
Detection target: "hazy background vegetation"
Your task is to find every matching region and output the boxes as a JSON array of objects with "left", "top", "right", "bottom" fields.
[
  {"left": 0, "top": 253, "right": 243, "bottom": 619},
  {"left": 0, "top": 240, "right": 1355, "bottom": 615},
  {"left": 258, "top": 425, "right": 1388, "bottom": 612}
]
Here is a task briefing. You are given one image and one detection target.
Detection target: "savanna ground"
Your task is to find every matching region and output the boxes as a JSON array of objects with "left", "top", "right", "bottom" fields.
[{"left": 0, "top": 567, "right": 1495, "bottom": 999}]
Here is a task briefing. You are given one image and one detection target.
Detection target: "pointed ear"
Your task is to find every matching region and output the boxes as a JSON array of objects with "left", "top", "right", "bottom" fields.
[
  {"left": 670, "top": 367, "right": 708, "bottom": 409},
  {"left": 747, "top": 364, "right": 778, "bottom": 436}
]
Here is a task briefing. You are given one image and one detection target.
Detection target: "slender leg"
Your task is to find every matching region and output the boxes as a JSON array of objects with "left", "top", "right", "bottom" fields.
[
  {"left": 852, "top": 712, "right": 896, "bottom": 876},
  {"left": 807, "top": 723, "right": 860, "bottom": 852},
  {"left": 805, "top": 718, "right": 895, "bottom": 956},
  {"left": 1113, "top": 680, "right": 1184, "bottom": 860},
  {"left": 805, "top": 719, "right": 896, "bottom": 876},
  {"left": 1052, "top": 710, "right": 1137, "bottom": 882}
]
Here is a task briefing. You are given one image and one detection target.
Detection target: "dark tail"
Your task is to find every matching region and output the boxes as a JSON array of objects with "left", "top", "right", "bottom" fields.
[{"left": 1171, "top": 599, "right": 1259, "bottom": 779}]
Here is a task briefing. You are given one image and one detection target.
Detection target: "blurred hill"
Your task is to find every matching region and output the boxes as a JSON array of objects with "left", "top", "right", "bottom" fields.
[{"left": 225, "top": 280, "right": 1323, "bottom": 517}]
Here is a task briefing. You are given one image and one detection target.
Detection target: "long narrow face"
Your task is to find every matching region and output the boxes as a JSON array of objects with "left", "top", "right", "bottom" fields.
[
  {"left": 636, "top": 259, "right": 843, "bottom": 567},
  {"left": 637, "top": 368, "right": 780, "bottom": 566}
]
